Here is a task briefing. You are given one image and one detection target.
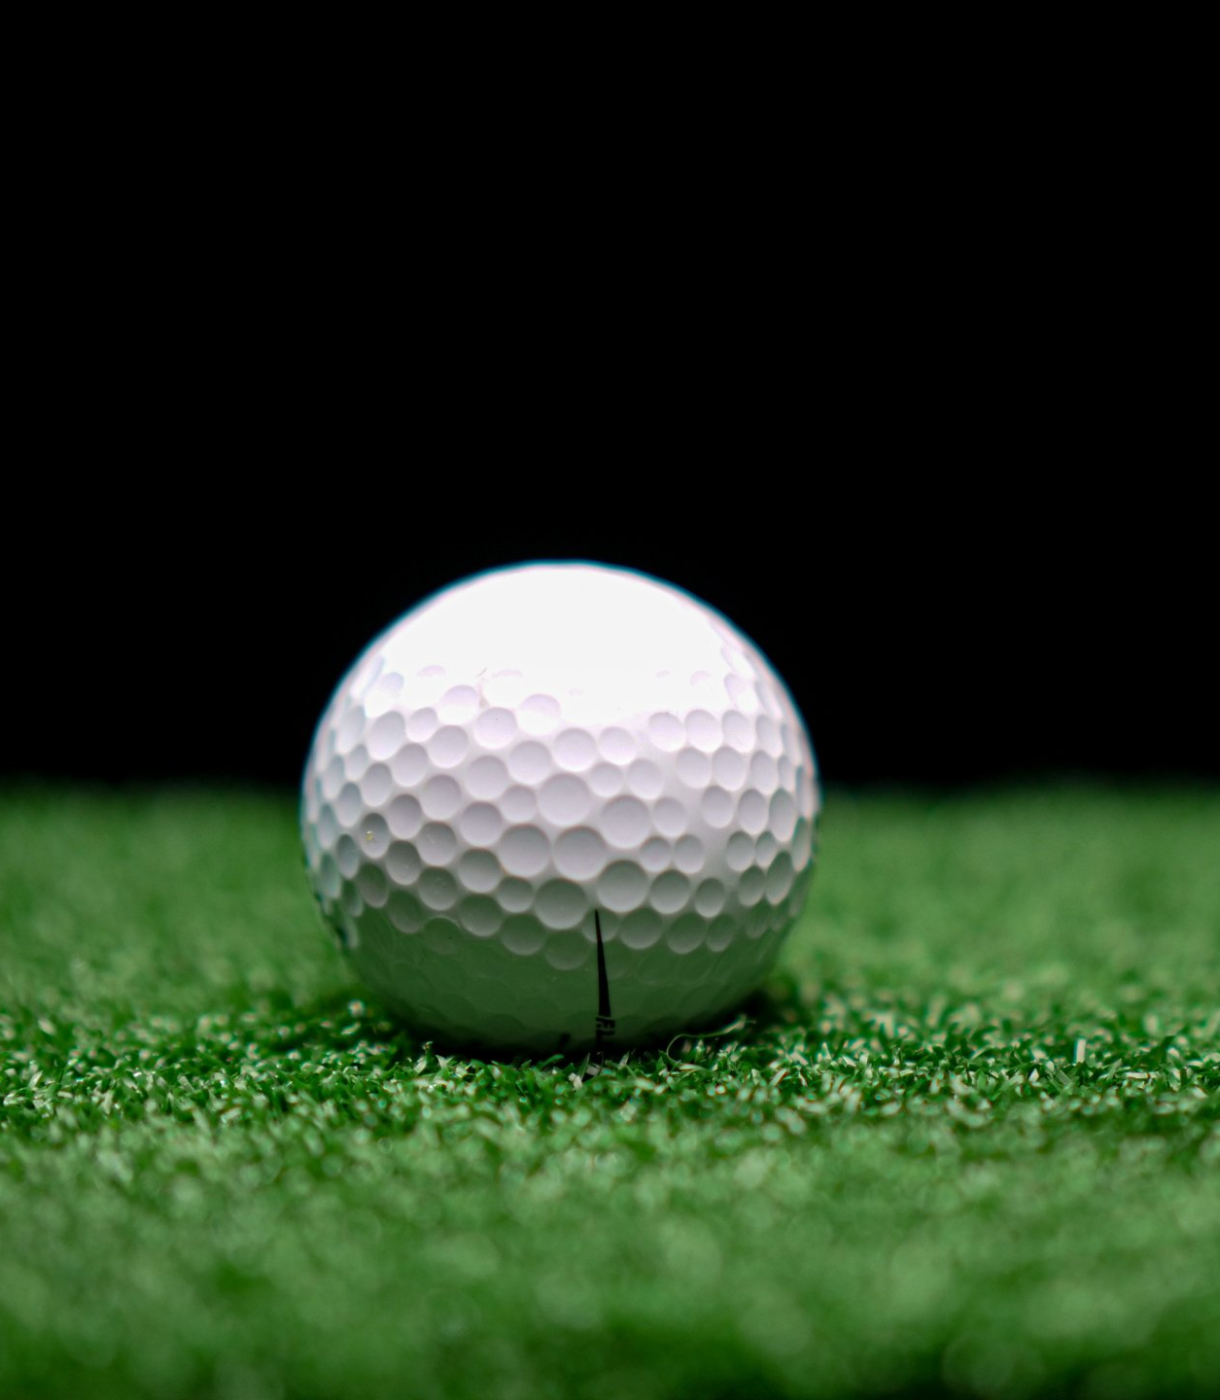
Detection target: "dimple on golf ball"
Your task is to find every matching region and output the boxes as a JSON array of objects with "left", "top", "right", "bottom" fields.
[{"left": 301, "top": 563, "right": 819, "bottom": 1052}]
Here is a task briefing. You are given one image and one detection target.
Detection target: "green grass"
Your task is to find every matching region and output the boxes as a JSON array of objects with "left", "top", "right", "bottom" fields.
[{"left": 2, "top": 785, "right": 1219, "bottom": 1400}]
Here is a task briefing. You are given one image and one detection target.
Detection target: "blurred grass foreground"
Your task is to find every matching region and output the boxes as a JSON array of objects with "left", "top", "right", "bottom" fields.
[{"left": 2, "top": 785, "right": 1219, "bottom": 1400}]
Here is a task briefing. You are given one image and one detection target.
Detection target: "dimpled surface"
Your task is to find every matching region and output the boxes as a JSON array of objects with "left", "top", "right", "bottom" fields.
[{"left": 301, "top": 564, "right": 819, "bottom": 1053}]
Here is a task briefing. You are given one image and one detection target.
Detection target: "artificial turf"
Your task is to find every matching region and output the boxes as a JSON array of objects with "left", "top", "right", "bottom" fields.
[{"left": 1, "top": 785, "right": 1218, "bottom": 1400}]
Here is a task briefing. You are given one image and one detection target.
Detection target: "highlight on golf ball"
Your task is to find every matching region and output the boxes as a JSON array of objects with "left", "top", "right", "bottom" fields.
[{"left": 300, "top": 563, "right": 819, "bottom": 1052}]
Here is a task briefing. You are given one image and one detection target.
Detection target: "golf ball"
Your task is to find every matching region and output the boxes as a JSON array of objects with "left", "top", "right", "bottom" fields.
[{"left": 301, "top": 563, "right": 819, "bottom": 1052}]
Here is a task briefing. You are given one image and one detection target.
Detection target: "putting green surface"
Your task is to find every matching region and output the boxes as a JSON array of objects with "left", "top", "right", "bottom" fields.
[{"left": 2, "top": 786, "right": 1219, "bottom": 1400}]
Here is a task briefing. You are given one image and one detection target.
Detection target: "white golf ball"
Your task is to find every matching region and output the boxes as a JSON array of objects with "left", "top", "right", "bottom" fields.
[{"left": 301, "top": 563, "right": 819, "bottom": 1052}]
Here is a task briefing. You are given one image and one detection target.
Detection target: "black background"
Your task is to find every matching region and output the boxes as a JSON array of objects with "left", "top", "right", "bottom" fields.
[
  {"left": 4, "top": 117, "right": 1214, "bottom": 791},
  {"left": 5, "top": 418, "right": 1214, "bottom": 790}
]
